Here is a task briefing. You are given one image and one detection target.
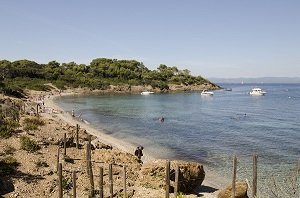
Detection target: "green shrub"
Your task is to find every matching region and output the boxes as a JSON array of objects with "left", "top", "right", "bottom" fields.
[
  {"left": 52, "top": 80, "right": 66, "bottom": 90},
  {"left": 23, "top": 117, "right": 44, "bottom": 132},
  {"left": 5, "top": 78, "right": 50, "bottom": 91},
  {"left": 20, "top": 136, "right": 40, "bottom": 152},
  {"left": 23, "top": 117, "right": 45, "bottom": 126},
  {"left": 24, "top": 123, "right": 38, "bottom": 131},
  {"left": 0, "top": 124, "right": 13, "bottom": 138},
  {"left": 62, "top": 176, "right": 72, "bottom": 190}
]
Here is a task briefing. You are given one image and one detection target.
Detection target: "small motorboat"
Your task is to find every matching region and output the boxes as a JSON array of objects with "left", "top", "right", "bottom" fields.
[
  {"left": 249, "top": 88, "right": 266, "bottom": 96},
  {"left": 141, "top": 91, "right": 154, "bottom": 95},
  {"left": 201, "top": 90, "right": 214, "bottom": 96}
]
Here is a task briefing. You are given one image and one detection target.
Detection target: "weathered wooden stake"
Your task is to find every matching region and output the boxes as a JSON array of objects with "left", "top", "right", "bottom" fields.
[
  {"left": 76, "top": 124, "right": 79, "bottom": 149},
  {"left": 99, "top": 167, "right": 103, "bottom": 198},
  {"left": 36, "top": 104, "right": 39, "bottom": 117},
  {"left": 165, "top": 160, "right": 170, "bottom": 198},
  {"left": 86, "top": 144, "right": 90, "bottom": 175},
  {"left": 86, "top": 135, "right": 92, "bottom": 175},
  {"left": 58, "top": 163, "right": 63, "bottom": 198},
  {"left": 123, "top": 166, "right": 127, "bottom": 198},
  {"left": 88, "top": 135, "right": 91, "bottom": 159},
  {"left": 73, "top": 171, "right": 76, "bottom": 198},
  {"left": 63, "top": 133, "right": 67, "bottom": 155},
  {"left": 56, "top": 147, "right": 60, "bottom": 173},
  {"left": 232, "top": 155, "right": 237, "bottom": 198},
  {"left": 89, "top": 161, "right": 95, "bottom": 197},
  {"left": 252, "top": 154, "right": 258, "bottom": 198},
  {"left": 174, "top": 165, "right": 179, "bottom": 198},
  {"left": 109, "top": 164, "right": 113, "bottom": 198}
]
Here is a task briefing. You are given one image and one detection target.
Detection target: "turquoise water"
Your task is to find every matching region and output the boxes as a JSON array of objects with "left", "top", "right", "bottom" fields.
[{"left": 55, "top": 83, "right": 300, "bottom": 196}]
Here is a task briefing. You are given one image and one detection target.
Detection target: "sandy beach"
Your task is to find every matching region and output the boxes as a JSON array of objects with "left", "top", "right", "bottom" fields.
[
  {"left": 44, "top": 92, "right": 156, "bottom": 163},
  {"left": 44, "top": 90, "right": 231, "bottom": 193},
  {"left": 1, "top": 88, "right": 232, "bottom": 197}
]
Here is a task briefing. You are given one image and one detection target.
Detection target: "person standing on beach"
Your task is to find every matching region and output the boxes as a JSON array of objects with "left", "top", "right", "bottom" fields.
[
  {"left": 71, "top": 109, "right": 75, "bottom": 117},
  {"left": 134, "top": 146, "right": 143, "bottom": 161}
]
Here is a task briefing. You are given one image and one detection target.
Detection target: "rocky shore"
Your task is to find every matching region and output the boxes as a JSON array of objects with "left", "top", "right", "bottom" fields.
[{"left": 0, "top": 85, "right": 249, "bottom": 198}]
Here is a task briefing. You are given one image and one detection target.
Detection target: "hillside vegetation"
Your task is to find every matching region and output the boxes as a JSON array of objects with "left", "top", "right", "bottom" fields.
[{"left": 0, "top": 58, "right": 217, "bottom": 97}]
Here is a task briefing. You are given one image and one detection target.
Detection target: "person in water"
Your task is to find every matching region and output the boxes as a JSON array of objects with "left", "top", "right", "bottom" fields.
[
  {"left": 71, "top": 109, "right": 75, "bottom": 117},
  {"left": 134, "top": 146, "right": 144, "bottom": 161},
  {"left": 159, "top": 116, "right": 165, "bottom": 123}
]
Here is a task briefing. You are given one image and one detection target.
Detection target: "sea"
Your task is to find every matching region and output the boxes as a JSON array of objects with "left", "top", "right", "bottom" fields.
[{"left": 54, "top": 83, "right": 300, "bottom": 196}]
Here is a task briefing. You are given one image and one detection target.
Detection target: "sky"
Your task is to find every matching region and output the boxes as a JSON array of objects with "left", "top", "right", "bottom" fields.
[{"left": 1, "top": 0, "right": 300, "bottom": 78}]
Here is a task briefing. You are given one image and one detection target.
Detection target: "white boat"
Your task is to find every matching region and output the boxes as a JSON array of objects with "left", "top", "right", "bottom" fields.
[
  {"left": 201, "top": 90, "right": 214, "bottom": 96},
  {"left": 141, "top": 91, "right": 154, "bottom": 95},
  {"left": 249, "top": 88, "right": 266, "bottom": 96}
]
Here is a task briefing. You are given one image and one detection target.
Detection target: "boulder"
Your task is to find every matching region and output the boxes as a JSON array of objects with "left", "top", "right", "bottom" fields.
[
  {"left": 218, "top": 181, "right": 248, "bottom": 198},
  {"left": 139, "top": 160, "right": 205, "bottom": 193}
]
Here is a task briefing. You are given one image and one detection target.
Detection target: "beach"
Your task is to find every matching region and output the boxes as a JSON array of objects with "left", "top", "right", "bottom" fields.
[{"left": 1, "top": 88, "right": 231, "bottom": 197}]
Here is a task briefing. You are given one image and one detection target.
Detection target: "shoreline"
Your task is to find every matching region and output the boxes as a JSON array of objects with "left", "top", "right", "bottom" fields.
[
  {"left": 44, "top": 92, "right": 156, "bottom": 163},
  {"left": 45, "top": 89, "right": 230, "bottom": 190}
]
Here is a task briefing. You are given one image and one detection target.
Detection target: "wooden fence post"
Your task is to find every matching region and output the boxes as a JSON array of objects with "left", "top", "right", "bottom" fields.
[
  {"left": 76, "top": 124, "right": 79, "bottom": 149},
  {"left": 86, "top": 135, "right": 92, "bottom": 175},
  {"left": 86, "top": 143, "right": 90, "bottom": 175},
  {"left": 232, "top": 155, "right": 237, "bottom": 198},
  {"left": 109, "top": 164, "right": 113, "bottom": 198},
  {"left": 89, "top": 162, "right": 95, "bottom": 197},
  {"left": 57, "top": 147, "right": 60, "bottom": 173},
  {"left": 63, "top": 133, "right": 67, "bottom": 155},
  {"left": 58, "top": 163, "right": 63, "bottom": 198},
  {"left": 36, "top": 104, "right": 39, "bottom": 117},
  {"left": 99, "top": 167, "right": 104, "bottom": 198},
  {"left": 123, "top": 165, "right": 127, "bottom": 198},
  {"left": 174, "top": 165, "right": 179, "bottom": 198},
  {"left": 253, "top": 154, "right": 258, "bottom": 198},
  {"left": 165, "top": 160, "right": 170, "bottom": 198},
  {"left": 73, "top": 171, "right": 76, "bottom": 198}
]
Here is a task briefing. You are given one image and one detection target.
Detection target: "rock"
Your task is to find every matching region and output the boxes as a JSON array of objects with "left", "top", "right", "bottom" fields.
[
  {"left": 174, "top": 161, "right": 205, "bottom": 193},
  {"left": 59, "top": 136, "right": 75, "bottom": 148},
  {"left": 218, "top": 181, "right": 248, "bottom": 198},
  {"left": 139, "top": 160, "right": 205, "bottom": 193},
  {"left": 91, "top": 139, "right": 112, "bottom": 150}
]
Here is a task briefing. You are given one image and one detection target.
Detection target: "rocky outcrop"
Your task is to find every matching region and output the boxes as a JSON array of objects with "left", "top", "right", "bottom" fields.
[
  {"left": 138, "top": 160, "right": 205, "bottom": 193},
  {"left": 217, "top": 181, "right": 248, "bottom": 198}
]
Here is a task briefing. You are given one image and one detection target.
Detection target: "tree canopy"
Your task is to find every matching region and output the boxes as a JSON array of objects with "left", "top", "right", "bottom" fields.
[{"left": 0, "top": 58, "right": 214, "bottom": 95}]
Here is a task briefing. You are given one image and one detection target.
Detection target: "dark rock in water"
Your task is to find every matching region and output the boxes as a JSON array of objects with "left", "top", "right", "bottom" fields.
[
  {"left": 0, "top": 178, "right": 14, "bottom": 195},
  {"left": 218, "top": 181, "right": 248, "bottom": 198},
  {"left": 139, "top": 160, "right": 205, "bottom": 193}
]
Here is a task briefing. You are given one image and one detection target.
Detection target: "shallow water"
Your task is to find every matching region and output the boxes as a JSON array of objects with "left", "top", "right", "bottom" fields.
[{"left": 55, "top": 83, "right": 300, "bottom": 196}]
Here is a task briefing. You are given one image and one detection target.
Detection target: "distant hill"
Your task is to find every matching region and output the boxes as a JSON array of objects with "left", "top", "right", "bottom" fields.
[{"left": 209, "top": 77, "right": 300, "bottom": 84}]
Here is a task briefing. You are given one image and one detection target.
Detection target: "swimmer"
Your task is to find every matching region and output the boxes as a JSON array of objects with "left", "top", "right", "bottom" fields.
[{"left": 159, "top": 116, "right": 165, "bottom": 123}]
